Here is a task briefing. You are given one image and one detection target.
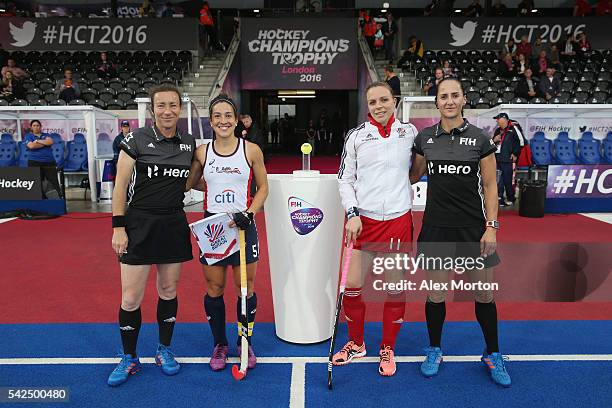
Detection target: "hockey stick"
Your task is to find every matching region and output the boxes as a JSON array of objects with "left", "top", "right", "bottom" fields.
[
  {"left": 232, "top": 229, "right": 249, "bottom": 381},
  {"left": 327, "top": 242, "right": 354, "bottom": 390}
]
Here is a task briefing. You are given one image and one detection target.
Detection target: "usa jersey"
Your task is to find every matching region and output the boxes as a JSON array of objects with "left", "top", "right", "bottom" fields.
[{"left": 203, "top": 138, "right": 252, "bottom": 213}]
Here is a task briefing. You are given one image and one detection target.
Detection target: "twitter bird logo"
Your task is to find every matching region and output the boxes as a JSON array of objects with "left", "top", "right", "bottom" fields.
[
  {"left": 9, "top": 21, "right": 37, "bottom": 47},
  {"left": 450, "top": 21, "right": 477, "bottom": 47}
]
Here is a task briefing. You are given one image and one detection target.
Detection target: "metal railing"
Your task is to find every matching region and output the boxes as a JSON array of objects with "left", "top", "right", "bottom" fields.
[{"left": 357, "top": 30, "right": 380, "bottom": 83}]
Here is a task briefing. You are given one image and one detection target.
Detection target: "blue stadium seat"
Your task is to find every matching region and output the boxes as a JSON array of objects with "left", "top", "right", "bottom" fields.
[
  {"left": 554, "top": 132, "right": 578, "bottom": 165},
  {"left": 73, "top": 133, "right": 86, "bottom": 144},
  {"left": 530, "top": 132, "right": 553, "bottom": 166},
  {"left": 0, "top": 142, "right": 17, "bottom": 167},
  {"left": 64, "top": 141, "right": 88, "bottom": 172},
  {"left": 1, "top": 133, "right": 15, "bottom": 143},
  {"left": 17, "top": 141, "right": 31, "bottom": 167},
  {"left": 603, "top": 132, "right": 612, "bottom": 164},
  {"left": 51, "top": 140, "right": 66, "bottom": 168},
  {"left": 49, "top": 133, "right": 63, "bottom": 143},
  {"left": 578, "top": 132, "right": 602, "bottom": 164}
]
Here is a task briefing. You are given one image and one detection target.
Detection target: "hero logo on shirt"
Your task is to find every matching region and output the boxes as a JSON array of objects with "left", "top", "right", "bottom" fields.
[
  {"left": 147, "top": 165, "right": 190, "bottom": 178},
  {"left": 288, "top": 196, "right": 324, "bottom": 235}
]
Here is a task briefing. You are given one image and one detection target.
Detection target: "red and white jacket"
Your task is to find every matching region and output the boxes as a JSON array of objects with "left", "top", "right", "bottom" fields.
[{"left": 338, "top": 114, "right": 417, "bottom": 221}]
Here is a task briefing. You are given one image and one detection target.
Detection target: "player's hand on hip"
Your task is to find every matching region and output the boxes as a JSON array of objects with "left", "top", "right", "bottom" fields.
[
  {"left": 345, "top": 216, "right": 362, "bottom": 246},
  {"left": 480, "top": 228, "right": 497, "bottom": 258},
  {"left": 112, "top": 229, "right": 129, "bottom": 256}
]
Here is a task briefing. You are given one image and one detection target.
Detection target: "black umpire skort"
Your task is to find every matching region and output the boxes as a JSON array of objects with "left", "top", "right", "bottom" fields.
[
  {"left": 417, "top": 224, "right": 501, "bottom": 270},
  {"left": 120, "top": 207, "right": 193, "bottom": 265}
]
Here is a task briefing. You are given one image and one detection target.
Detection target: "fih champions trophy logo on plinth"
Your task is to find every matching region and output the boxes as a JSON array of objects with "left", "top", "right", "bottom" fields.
[{"left": 288, "top": 196, "right": 323, "bottom": 235}]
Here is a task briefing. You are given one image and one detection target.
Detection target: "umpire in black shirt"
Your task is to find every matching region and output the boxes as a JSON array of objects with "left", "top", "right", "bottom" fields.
[
  {"left": 108, "top": 84, "right": 195, "bottom": 386},
  {"left": 492, "top": 112, "right": 525, "bottom": 206}
]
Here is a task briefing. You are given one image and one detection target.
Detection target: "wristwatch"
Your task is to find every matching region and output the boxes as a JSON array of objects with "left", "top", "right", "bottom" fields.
[
  {"left": 347, "top": 207, "right": 360, "bottom": 220},
  {"left": 486, "top": 220, "right": 499, "bottom": 230}
]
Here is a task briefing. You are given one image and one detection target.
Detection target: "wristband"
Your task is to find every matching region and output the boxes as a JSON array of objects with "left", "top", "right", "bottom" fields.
[
  {"left": 112, "top": 215, "right": 126, "bottom": 228},
  {"left": 347, "top": 207, "right": 360, "bottom": 220}
]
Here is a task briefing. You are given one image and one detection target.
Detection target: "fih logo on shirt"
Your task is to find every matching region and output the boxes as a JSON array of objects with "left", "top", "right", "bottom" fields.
[{"left": 288, "top": 196, "right": 323, "bottom": 235}]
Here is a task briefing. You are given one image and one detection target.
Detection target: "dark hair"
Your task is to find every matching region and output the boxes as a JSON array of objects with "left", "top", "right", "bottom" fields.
[
  {"left": 30, "top": 119, "right": 41, "bottom": 127},
  {"left": 434, "top": 76, "right": 464, "bottom": 99},
  {"left": 208, "top": 93, "right": 238, "bottom": 117},
  {"left": 434, "top": 77, "right": 466, "bottom": 116},
  {"left": 149, "top": 84, "right": 182, "bottom": 107},
  {"left": 365, "top": 81, "right": 394, "bottom": 98},
  {"left": 385, "top": 65, "right": 394, "bottom": 73}
]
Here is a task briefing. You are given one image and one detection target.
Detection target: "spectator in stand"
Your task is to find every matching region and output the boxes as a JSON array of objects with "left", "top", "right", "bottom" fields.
[
  {"left": 442, "top": 59, "right": 454, "bottom": 76},
  {"left": 531, "top": 36, "right": 549, "bottom": 61},
  {"left": 465, "top": 0, "right": 484, "bottom": 17},
  {"left": 361, "top": 10, "right": 377, "bottom": 52},
  {"left": 423, "top": 67, "right": 444, "bottom": 96},
  {"left": 374, "top": 23, "right": 385, "bottom": 57},
  {"left": 383, "top": 13, "right": 398, "bottom": 63},
  {"left": 549, "top": 45, "right": 563, "bottom": 71},
  {"left": 534, "top": 50, "right": 550, "bottom": 76},
  {"left": 516, "top": 36, "right": 532, "bottom": 59},
  {"left": 517, "top": 0, "right": 534, "bottom": 16},
  {"left": 515, "top": 68, "right": 538, "bottom": 100},
  {"left": 560, "top": 34, "right": 577, "bottom": 62},
  {"left": 162, "top": 2, "right": 175, "bottom": 17},
  {"left": 112, "top": 120, "right": 131, "bottom": 175},
  {"left": 424, "top": 0, "right": 440, "bottom": 16},
  {"left": 502, "top": 39, "right": 517, "bottom": 57},
  {"left": 56, "top": 68, "right": 80, "bottom": 103},
  {"left": 538, "top": 67, "right": 561, "bottom": 101},
  {"left": 139, "top": 0, "right": 156, "bottom": 17},
  {"left": 1, "top": 58, "right": 28, "bottom": 80},
  {"left": 24, "top": 120, "right": 61, "bottom": 198},
  {"left": 397, "top": 35, "right": 424, "bottom": 68},
  {"left": 384, "top": 65, "right": 401, "bottom": 106},
  {"left": 199, "top": 1, "right": 224, "bottom": 52},
  {"left": 516, "top": 53, "right": 530, "bottom": 76},
  {"left": 0, "top": 44, "right": 8, "bottom": 70},
  {"left": 498, "top": 53, "right": 517, "bottom": 78},
  {"left": 96, "top": 52, "right": 117, "bottom": 79},
  {"left": 270, "top": 118, "right": 279, "bottom": 145},
  {"left": 491, "top": 0, "right": 507, "bottom": 16},
  {"left": 576, "top": 32, "right": 592, "bottom": 58},
  {"left": 1, "top": 71, "right": 25, "bottom": 102},
  {"left": 574, "top": 0, "right": 592, "bottom": 16},
  {"left": 596, "top": 0, "right": 612, "bottom": 15}
]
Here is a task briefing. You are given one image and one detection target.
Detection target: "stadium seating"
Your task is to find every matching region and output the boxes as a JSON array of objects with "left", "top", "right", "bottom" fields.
[
  {"left": 64, "top": 139, "right": 88, "bottom": 172},
  {"left": 578, "top": 132, "right": 602, "bottom": 164},
  {"left": 554, "top": 132, "right": 578, "bottom": 165},
  {"left": 0, "top": 141, "right": 17, "bottom": 167},
  {"left": 17, "top": 141, "right": 30, "bottom": 167},
  {"left": 530, "top": 132, "right": 553, "bottom": 166},
  {"left": 401, "top": 49, "right": 612, "bottom": 109},
  {"left": 602, "top": 132, "right": 612, "bottom": 164},
  {"left": 0, "top": 50, "right": 191, "bottom": 110}
]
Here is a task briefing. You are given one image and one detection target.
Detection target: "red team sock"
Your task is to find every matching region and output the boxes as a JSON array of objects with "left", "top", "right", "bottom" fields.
[
  {"left": 343, "top": 287, "right": 366, "bottom": 346},
  {"left": 381, "top": 291, "right": 405, "bottom": 349}
]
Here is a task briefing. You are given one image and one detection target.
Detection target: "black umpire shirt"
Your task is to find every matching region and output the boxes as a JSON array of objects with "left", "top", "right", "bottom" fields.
[
  {"left": 413, "top": 120, "right": 497, "bottom": 228},
  {"left": 120, "top": 126, "right": 196, "bottom": 212}
]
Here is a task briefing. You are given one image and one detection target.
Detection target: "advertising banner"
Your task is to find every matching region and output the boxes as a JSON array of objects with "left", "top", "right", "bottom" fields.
[
  {"left": 547, "top": 165, "right": 612, "bottom": 199},
  {"left": 0, "top": 17, "right": 198, "bottom": 51},
  {"left": 241, "top": 18, "right": 357, "bottom": 90},
  {"left": 0, "top": 167, "right": 42, "bottom": 200},
  {"left": 401, "top": 17, "right": 610, "bottom": 50}
]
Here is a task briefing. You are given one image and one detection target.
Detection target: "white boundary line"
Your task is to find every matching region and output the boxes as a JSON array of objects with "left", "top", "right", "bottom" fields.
[
  {"left": 2, "top": 354, "right": 612, "bottom": 365},
  {"left": 3, "top": 355, "right": 612, "bottom": 408},
  {"left": 0, "top": 217, "right": 17, "bottom": 224}
]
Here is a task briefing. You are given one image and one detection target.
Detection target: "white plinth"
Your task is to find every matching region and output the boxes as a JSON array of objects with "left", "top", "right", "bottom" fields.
[{"left": 264, "top": 173, "right": 344, "bottom": 343}]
